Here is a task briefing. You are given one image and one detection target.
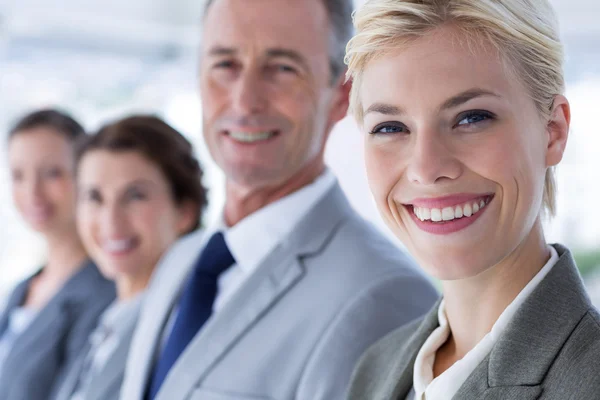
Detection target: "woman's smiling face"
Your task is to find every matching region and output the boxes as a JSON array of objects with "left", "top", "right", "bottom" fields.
[{"left": 358, "top": 26, "right": 569, "bottom": 280}]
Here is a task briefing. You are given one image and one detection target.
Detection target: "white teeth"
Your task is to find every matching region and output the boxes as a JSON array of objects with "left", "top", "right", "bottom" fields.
[
  {"left": 431, "top": 209, "right": 442, "bottom": 222},
  {"left": 463, "top": 203, "right": 473, "bottom": 217},
  {"left": 229, "top": 131, "right": 275, "bottom": 143},
  {"left": 104, "top": 239, "right": 135, "bottom": 253},
  {"left": 421, "top": 208, "right": 431, "bottom": 221},
  {"left": 413, "top": 198, "right": 491, "bottom": 222},
  {"left": 454, "top": 206, "right": 463, "bottom": 219},
  {"left": 442, "top": 207, "right": 455, "bottom": 221}
]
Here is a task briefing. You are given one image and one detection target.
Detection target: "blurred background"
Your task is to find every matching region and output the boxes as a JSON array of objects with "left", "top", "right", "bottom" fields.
[{"left": 0, "top": 0, "right": 598, "bottom": 302}]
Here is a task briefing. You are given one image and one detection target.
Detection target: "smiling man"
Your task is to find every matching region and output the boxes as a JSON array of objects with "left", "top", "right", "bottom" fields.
[{"left": 119, "top": 1, "right": 437, "bottom": 399}]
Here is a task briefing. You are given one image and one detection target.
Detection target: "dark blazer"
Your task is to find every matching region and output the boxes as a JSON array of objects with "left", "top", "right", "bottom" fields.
[
  {"left": 0, "top": 261, "right": 116, "bottom": 400},
  {"left": 348, "top": 244, "right": 600, "bottom": 400}
]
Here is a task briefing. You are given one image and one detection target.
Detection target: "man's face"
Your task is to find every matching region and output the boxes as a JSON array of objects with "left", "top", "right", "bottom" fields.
[{"left": 200, "top": 0, "right": 349, "bottom": 191}]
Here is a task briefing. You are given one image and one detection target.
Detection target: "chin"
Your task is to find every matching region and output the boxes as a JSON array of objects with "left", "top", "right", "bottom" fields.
[{"left": 416, "top": 250, "right": 492, "bottom": 282}]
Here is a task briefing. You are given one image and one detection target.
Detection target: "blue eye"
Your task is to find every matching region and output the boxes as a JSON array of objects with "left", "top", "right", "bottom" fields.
[
  {"left": 369, "top": 123, "right": 409, "bottom": 135},
  {"left": 456, "top": 110, "right": 495, "bottom": 127}
]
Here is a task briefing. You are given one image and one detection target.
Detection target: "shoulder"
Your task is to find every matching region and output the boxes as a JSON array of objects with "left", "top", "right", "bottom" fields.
[
  {"left": 349, "top": 317, "right": 423, "bottom": 397},
  {"left": 360, "top": 316, "right": 423, "bottom": 369},
  {"left": 543, "top": 307, "right": 600, "bottom": 396}
]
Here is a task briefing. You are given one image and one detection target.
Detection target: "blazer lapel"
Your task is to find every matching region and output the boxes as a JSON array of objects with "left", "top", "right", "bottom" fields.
[
  {"left": 156, "top": 184, "right": 356, "bottom": 400},
  {"left": 386, "top": 302, "right": 441, "bottom": 400},
  {"left": 454, "top": 244, "right": 589, "bottom": 399},
  {"left": 124, "top": 229, "right": 207, "bottom": 399},
  {"left": 0, "top": 276, "right": 33, "bottom": 335},
  {"left": 87, "top": 325, "right": 137, "bottom": 400},
  {"left": 53, "top": 349, "right": 88, "bottom": 400}
]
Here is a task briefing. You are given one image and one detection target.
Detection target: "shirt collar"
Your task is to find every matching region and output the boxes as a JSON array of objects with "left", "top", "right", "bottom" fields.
[
  {"left": 205, "top": 169, "right": 336, "bottom": 274},
  {"left": 98, "top": 293, "right": 144, "bottom": 337},
  {"left": 413, "top": 245, "right": 560, "bottom": 398}
]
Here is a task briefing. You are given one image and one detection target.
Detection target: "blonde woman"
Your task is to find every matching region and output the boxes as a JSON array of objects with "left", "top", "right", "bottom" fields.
[{"left": 345, "top": 0, "right": 600, "bottom": 399}]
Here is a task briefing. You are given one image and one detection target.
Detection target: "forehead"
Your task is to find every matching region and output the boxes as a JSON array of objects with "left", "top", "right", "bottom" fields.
[
  {"left": 78, "top": 150, "right": 164, "bottom": 186},
  {"left": 360, "top": 27, "right": 522, "bottom": 111},
  {"left": 9, "top": 129, "right": 72, "bottom": 163},
  {"left": 202, "top": 0, "right": 330, "bottom": 61}
]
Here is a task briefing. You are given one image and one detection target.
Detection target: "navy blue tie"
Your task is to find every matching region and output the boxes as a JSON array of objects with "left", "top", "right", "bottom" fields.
[{"left": 146, "top": 232, "right": 235, "bottom": 400}]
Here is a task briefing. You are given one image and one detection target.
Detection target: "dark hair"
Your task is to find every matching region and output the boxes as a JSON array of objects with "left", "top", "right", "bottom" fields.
[
  {"left": 76, "top": 115, "right": 207, "bottom": 233},
  {"left": 9, "top": 108, "right": 86, "bottom": 141},
  {"left": 203, "top": 0, "right": 354, "bottom": 83}
]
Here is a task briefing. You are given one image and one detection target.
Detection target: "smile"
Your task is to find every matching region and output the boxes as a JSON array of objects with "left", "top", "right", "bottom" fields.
[
  {"left": 405, "top": 194, "right": 494, "bottom": 235},
  {"left": 412, "top": 196, "right": 493, "bottom": 222},
  {"left": 226, "top": 130, "right": 279, "bottom": 143}
]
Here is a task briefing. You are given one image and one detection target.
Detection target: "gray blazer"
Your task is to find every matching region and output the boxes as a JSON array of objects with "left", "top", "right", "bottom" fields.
[
  {"left": 51, "top": 307, "right": 139, "bottom": 400},
  {"left": 348, "top": 244, "right": 600, "bottom": 400},
  {"left": 120, "top": 183, "right": 438, "bottom": 400},
  {"left": 0, "top": 261, "right": 116, "bottom": 400}
]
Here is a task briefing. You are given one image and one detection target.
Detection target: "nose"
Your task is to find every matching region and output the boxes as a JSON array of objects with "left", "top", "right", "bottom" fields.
[
  {"left": 99, "top": 202, "right": 128, "bottom": 237},
  {"left": 406, "top": 130, "right": 463, "bottom": 185},
  {"left": 231, "top": 70, "right": 268, "bottom": 115},
  {"left": 25, "top": 174, "right": 45, "bottom": 203}
]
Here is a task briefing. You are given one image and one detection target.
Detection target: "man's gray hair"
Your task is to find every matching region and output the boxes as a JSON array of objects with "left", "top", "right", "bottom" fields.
[{"left": 203, "top": 0, "right": 354, "bottom": 83}]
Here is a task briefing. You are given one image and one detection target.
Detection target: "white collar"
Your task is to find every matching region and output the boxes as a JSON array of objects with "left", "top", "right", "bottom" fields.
[
  {"left": 413, "top": 245, "right": 560, "bottom": 399},
  {"left": 203, "top": 169, "right": 336, "bottom": 274}
]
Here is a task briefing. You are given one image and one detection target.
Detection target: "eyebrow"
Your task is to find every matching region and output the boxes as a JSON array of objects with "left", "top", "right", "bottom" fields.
[
  {"left": 364, "top": 88, "right": 501, "bottom": 117},
  {"left": 439, "top": 89, "right": 501, "bottom": 111},
  {"left": 207, "top": 46, "right": 309, "bottom": 71},
  {"left": 364, "top": 103, "right": 404, "bottom": 117}
]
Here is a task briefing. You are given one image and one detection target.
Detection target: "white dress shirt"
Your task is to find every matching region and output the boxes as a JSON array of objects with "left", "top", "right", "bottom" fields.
[
  {"left": 206, "top": 168, "right": 336, "bottom": 313},
  {"left": 413, "top": 245, "right": 559, "bottom": 400}
]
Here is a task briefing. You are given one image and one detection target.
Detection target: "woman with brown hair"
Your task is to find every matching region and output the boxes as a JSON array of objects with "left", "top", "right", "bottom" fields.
[
  {"left": 51, "top": 115, "right": 207, "bottom": 400},
  {"left": 2, "top": 109, "right": 116, "bottom": 400}
]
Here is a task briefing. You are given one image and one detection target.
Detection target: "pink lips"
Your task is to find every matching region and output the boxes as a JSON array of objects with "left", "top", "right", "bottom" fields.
[{"left": 406, "top": 193, "right": 494, "bottom": 235}]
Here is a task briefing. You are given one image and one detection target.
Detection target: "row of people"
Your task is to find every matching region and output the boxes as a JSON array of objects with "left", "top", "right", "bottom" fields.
[
  {"left": 3, "top": 111, "right": 207, "bottom": 399},
  {"left": 2, "top": 0, "right": 599, "bottom": 399}
]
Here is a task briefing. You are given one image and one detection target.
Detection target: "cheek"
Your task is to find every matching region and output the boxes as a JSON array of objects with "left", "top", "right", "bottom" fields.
[
  {"left": 47, "top": 178, "right": 76, "bottom": 204},
  {"left": 136, "top": 206, "right": 180, "bottom": 249},
  {"left": 76, "top": 209, "right": 97, "bottom": 253},
  {"left": 364, "top": 142, "right": 403, "bottom": 207}
]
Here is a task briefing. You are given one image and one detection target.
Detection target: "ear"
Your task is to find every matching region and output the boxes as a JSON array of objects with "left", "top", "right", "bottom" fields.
[
  {"left": 545, "top": 94, "right": 570, "bottom": 168},
  {"left": 176, "top": 200, "right": 200, "bottom": 236},
  {"left": 327, "top": 72, "right": 352, "bottom": 128}
]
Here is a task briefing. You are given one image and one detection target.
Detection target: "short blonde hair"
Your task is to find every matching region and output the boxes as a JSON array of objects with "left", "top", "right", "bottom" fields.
[{"left": 345, "top": 0, "right": 565, "bottom": 216}]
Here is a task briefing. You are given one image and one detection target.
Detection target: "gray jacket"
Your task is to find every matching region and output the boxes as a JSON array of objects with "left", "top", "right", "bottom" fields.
[
  {"left": 0, "top": 261, "right": 116, "bottom": 400},
  {"left": 51, "top": 306, "right": 139, "bottom": 400},
  {"left": 120, "top": 183, "right": 439, "bottom": 400},
  {"left": 348, "top": 244, "right": 600, "bottom": 400}
]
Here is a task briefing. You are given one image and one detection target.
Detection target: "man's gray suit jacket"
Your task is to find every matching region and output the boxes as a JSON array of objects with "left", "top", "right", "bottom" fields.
[
  {"left": 348, "top": 244, "right": 600, "bottom": 400},
  {"left": 121, "top": 183, "right": 438, "bottom": 400}
]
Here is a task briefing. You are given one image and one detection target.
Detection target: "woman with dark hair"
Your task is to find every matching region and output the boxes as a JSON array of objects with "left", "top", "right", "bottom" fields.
[
  {"left": 1, "top": 109, "right": 116, "bottom": 400},
  {"left": 51, "top": 115, "right": 207, "bottom": 400}
]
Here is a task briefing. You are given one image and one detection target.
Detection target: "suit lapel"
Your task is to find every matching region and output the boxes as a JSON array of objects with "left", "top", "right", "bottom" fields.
[
  {"left": 10, "top": 264, "right": 98, "bottom": 363},
  {"left": 454, "top": 244, "right": 590, "bottom": 399},
  {"left": 54, "top": 349, "right": 88, "bottom": 400},
  {"left": 125, "top": 229, "right": 207, "bottom": 399},
  {"left": 87, "top": 324, "right": 137, "bottom": 400},
  {"left": 385, "top": 302, "right": 441, "bottom": 400},
  {"left": 0, "top": 276, "right": 32, "bottom": 335},
  {"left": 156, "top": 184, "right": 355, "bottom": 400}
]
